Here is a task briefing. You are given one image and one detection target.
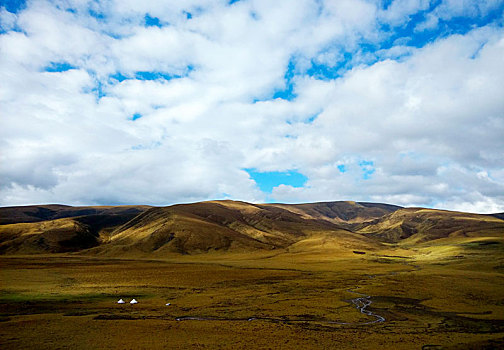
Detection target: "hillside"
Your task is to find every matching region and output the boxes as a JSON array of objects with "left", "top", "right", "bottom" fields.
[
  {"left": 0, "top": 200, "right": 503, "bottom": 256},
  {"left": 0, "top": 204, "right": 149, "bottom": 225},
  {"left": 0, "top": 218, "right": 99, "bottom": 254},
  {"left": 88, "top": 200, "right": 385, "bottom": 257},
  {"left": 356, "top": 207, "right": 504, "bottom": 245},
  {"left": 0, "top": 205, "right": 150, "bottom": 254},
  {"left": 270, "top": 201, "right": 401, "bottom": 224}
]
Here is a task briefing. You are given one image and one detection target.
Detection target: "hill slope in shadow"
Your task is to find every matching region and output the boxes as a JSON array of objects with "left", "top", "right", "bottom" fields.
[
  {"left": 88, "top": 200, "right": 390, "bottom": 257},
  {"left": 0, "top": 205, "right": 149, "bottom": 254},
  {"left": 356, "top": 207, "right": 504, "bottom": 245},
  {"left": 0, "top": 205, "right": 149, "bottom": 225},
  {"left": 1, "top": 200, "right": 502, "bottom": 256}
]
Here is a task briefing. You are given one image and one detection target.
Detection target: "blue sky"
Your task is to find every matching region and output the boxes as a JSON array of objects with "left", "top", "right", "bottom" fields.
[
  {"left": 2, "top": 1, "right": 26, "bottom": 14},
  {"left": 245, "top": 169, "right": 307, "bottom": 193},
  {"left": 1, "top": 0, "right": 504, "bottom": 212}
]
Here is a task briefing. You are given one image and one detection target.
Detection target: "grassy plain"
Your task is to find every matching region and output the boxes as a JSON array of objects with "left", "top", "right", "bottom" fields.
[{"left": 1, "top": 241, "right": 504, "bottom": 349}]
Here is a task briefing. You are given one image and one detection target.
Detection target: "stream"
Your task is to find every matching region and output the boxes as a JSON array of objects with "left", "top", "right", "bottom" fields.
[{"left": 175, "top": 287, "right": 386, "bottom": 325}]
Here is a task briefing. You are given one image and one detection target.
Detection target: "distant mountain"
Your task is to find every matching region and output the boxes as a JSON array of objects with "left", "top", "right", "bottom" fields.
[
  {"left": 489, "top": 212, "right": 504, "bottom": 221},
  {"left": 270, "top": 201, "right": 401, "bottom": 224},
  {"left": 356, "top": 208, "right": 504, "bottom": 244},
  {"left": 0, "top": 200, "right": 502, "bottom": 256},
  {"left": 0, "top": 205, "right": 149, "bottom": 254},
  {"left": 88, "top": 200, "right": 387, "bottom": 256},
  {"left": 0, "top": 204, "right": 149, "bottom": 225},
  {"left": 0, "top": 218, "right": 100, "bottom": 254}
]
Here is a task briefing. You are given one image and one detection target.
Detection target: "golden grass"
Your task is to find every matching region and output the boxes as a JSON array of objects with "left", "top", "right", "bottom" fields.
[
  {"left": 1, "top": 241, "right": 503, "bottom": 350},
  {"left": 1, "top": 202, "right": 503, "bottom": 348}
]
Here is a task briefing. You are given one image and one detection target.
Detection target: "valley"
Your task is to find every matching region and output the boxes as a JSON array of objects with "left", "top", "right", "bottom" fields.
[{"left": 1, "top": 200, "right": 503, "bottom": 349}]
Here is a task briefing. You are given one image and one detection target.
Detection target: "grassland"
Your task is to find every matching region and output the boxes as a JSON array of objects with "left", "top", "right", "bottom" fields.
[
  {"left": 1, "top": 244, "right": 503, "bottom": 349},
  {"left": 1, "top": 201, "right": 503, "bottom": 348}
]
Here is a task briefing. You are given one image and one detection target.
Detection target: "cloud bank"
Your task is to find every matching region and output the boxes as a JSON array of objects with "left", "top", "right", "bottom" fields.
[{"left": 1, "top": 0, "right": 503, "bottom": 213}]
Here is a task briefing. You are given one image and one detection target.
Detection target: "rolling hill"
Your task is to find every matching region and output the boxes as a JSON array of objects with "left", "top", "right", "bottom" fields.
[
  {"left": 0, "top": 200, "right": 502, "bottom": 256},
  {"left": 355, "top": 207, "right": 504, "bottom": 245},
  {"left": 270, "top": 201, "right": 401, "bottom": 224},
  {"left": 0, "top": 204, "right": 149, "bottom": 225},
  {"left": 0, "top": 205, "right": 149, "bottom": 254},
  {"left": 86, "top": 200, "right": 390, "bottom": 257}
]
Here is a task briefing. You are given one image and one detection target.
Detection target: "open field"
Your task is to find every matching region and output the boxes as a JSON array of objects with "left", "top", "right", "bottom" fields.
[
  {"left": 1, "top": 248, "right": 504, "bottom": 349},
  {"left": 1, "top": 201, "right": 503, "bottom": 348}
]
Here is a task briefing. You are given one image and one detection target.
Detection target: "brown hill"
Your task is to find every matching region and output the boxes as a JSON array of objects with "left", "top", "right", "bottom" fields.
[
  {"left": 270, "top": 201, "right": 401, "bottom": 224},
  {"left": 1, "top": 200, "right": 502, "bottom": 256},
  {"left": 0, "top": 205, "right": 150, "bottom": 254},
  {"left": 0, "top": 204, "right": 149, "bottom": 225},
  {"left": 0, "top": 218, "right": 99, "bottom": 254},
  {"left": 88, "top": 200, "right": 380, "bottom": 256},
  {"left": 489, "top": 212, "right": 504, "bottom": 221},
  {"left": 356, "top": 207, "right": 504, "bottom": 244}
]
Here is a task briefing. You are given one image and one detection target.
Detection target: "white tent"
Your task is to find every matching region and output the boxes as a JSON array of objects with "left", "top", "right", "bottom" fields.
[
  {"left": 117, "top": 299, "right": 125, "bottom": 304},
  {"left": 130, "top": 298, "right": 138, "bottom": 304},
  {"left": 165, "top": 303, "right": 171, "bottom": 306}
]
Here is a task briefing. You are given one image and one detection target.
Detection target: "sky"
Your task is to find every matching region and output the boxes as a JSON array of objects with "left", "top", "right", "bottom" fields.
[{"left": 0, "top": 0, "right": 503, "bottom": 213}]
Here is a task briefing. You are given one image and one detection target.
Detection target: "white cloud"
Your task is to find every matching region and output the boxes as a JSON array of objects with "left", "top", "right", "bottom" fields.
[
  {"left": 434, "top": 0, "right": 503, "bottom": 20},
  {"left": 0, "top": 7, "right": 17, "bottom": 31},
  {"left": 380, "top": 0, "right": 432, "bottom": 26},
  {"left": 414, "top": 13, "right": 439, "bottom": 31},
  {"left": 0, "top": 0, "right": 503, "bottom": 212}
]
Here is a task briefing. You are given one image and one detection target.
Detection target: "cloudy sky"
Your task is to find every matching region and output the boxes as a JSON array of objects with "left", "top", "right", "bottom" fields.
[{"left": 1, "top": 0, "right": 503, "bottom": 212}]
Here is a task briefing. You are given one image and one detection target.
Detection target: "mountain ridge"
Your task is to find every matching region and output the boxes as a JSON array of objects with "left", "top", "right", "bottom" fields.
[{"left": 1, "top": 200, "right": 502, "bottom": 256}]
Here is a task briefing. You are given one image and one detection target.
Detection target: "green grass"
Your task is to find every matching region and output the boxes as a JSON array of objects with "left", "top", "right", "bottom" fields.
[
  {"left": 461, "top": 241, "right": 502, "bottom": 250},
  {"left": 0, "top": 291, "right": 122, "bottom": 303},
  {"left": 1, "top": 248, "right": 503, "bottom": 350}
]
